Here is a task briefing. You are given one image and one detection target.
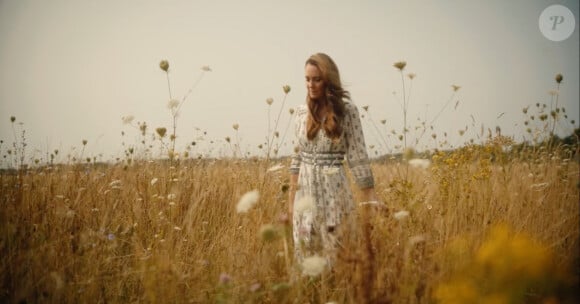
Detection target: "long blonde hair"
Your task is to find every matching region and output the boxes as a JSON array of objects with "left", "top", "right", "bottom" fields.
[{"left": 305, "top": 53, "right": 351, "bottom": 140}]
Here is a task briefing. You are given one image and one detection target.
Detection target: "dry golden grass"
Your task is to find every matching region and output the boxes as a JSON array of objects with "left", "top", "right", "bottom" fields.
[{"left": 1, "top": 144, "right": 578, "bottom": 303}]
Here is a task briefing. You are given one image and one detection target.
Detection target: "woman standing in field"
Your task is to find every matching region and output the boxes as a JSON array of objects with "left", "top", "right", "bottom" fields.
[{"left": 289, "top": 53, "right": 379, "bottom": 266}]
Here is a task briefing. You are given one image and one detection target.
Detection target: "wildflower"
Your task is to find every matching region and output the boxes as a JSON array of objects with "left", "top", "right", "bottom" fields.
[
  {"left": 289, "top": 108, "right": 295, "bottom": 115},
  {"left": 294, "top": 195, "right": 315, "bottom": 214},
  {"left": 380, "top": 119, "right": 386, "bottom": 124},
  {"left": 249, "top": 282, "right": 261, "bottom": 292},
  {"left": 159, "top": 60, "right": 169, "bottom": 72},
  {"left": 219, "top": 273, "right": 231, "bottom": 284},
  {"left": 150, "top": 178, "right": 158, "bottom": 185},
  {"left": 266, "top": 97, "right": 274, "bottom": 105},
  {"left": 267, "top": 164, "right": 284, "bottom": 172},
  {"left": 259, "top": 224, "right": 278, "bottom": 242},
  {"left": 173, "top": 226, "right": 181, "bottom": 231},
  {"left": 408, "top": 234, "right": 426, "bottom": 246},
  {"left": 362, "top": 105, "right": 369, "bottom": 111},
  {"left": 393, "top": 210, "right": 410, "bottom": 220},
  {"left": 201, "top": 65, "right": 211, "bottom": 72},
  {"left": 555, "top": 73, "right": 563, "bottom": 84},
  {"left": 408, "top": 158, "right": 431, "bottom": 169},
  {"left": 403, "top": 147, "right": 415, "bottom": 160},
  {"left": 10, "top": 116, "right": 15, "bottom": 123},
  {"left": 109, "top": 180, "right": 122, "bottom": 187},
  {"left": 236, "top": 190, "right": 260, "bottom": 213},
  {"left": 452, "top": 85, "right": 461, "bottom": 92},
  {"left": 393, "top": 61, "right": 407, "bottom": 71},
  {"left": 407, "top": 73, "right": 416, "bottom": 80},
  {"left": 156, "top": 127, "right": 167, "bottom": 138},
  {"left": 225, "top": 136, "right": 231, "bottom": 143},
  {"left": 301, "top": 255, "right": 327, "bottom": 276},
  {"left": 122, "top": 115, "right": 134, "bottom": 125},
  {"left": 167, "top": 193, "right": 176, "bottom": 200},
  {"left": 278, "top": 212, "right": 290, "bottom": 225},
  {"left": 167, "top": 99, "right": 180, "bottom": 110},
  {"left": 82, "top": 140, "right": 88, "bottom": 146},
  {"left": 232, "top": 123, "right": 239, "bottom": 130},
  {"left": 282, "top": 85, "right": 291, "bottom": 94},
  {"left": 107, "top": 233, "right": 115, "bottom": 241}
]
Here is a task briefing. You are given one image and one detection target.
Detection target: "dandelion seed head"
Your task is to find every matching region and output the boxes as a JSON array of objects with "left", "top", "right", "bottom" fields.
[
  {"left": 301, "top": 255, "right": 327, "bottom": 276},
  {"left": 232, "top": 123, "right": 239, "bottom": 130},
  {"left": 236, "top": 190, "right": 260, "bottom": 213}
]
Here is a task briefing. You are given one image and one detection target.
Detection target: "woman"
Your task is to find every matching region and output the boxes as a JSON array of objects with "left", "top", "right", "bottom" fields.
[{"left": 289, "top": 53, "right": 379, "bottom": 265}]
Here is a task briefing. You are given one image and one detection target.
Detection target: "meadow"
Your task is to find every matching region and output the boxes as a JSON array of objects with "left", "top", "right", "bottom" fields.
[
  {"left": 1, "top": 140, "right": 578, "bottom": 303},
  {"left": 1, "top": 62, "right": 579, "bottom": 303}
]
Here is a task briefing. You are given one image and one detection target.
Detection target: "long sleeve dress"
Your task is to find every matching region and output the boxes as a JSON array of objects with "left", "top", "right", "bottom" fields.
[{"left": 289, "top": 102, "right": 375, "bottom": 263}]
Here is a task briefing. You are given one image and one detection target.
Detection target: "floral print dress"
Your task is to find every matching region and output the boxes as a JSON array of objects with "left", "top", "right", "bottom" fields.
[{"left": 289, "top": 102, "right": 374, "bottom": 262}]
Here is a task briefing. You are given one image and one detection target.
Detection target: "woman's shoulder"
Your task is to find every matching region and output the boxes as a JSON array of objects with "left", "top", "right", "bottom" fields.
[{"left": 343, "top": 102, "right": 362, "bottom": 116}]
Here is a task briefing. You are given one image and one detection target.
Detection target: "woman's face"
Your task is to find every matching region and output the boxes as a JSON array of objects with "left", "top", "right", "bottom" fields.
[{"left": 305, "top": 63, "right": 325, "bottom": 101}]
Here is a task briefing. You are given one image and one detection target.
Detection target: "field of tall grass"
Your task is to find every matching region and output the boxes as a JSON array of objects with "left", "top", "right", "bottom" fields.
[
  {"left": 1, "top": 141, "right": 578, "bottom": 303},
  {"left": 1, "top": 62, "right": 578, "bottom": 303}
]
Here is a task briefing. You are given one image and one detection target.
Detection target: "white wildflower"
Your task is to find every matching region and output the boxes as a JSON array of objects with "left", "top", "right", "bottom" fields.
[
  {"left": 109, "top": 180, "right": 122, "bottom": 187},
  {"left": 150, "top": 178, "right": 158, "bottom": 186},
  {"left": 173, "top": 226, "right": 182, "bottom": 231},
  {"left": 121, "top": 115, "right": 134, "bottom": 125},
  {"left": 236, "top": 190, "right": 260, "bottom": 213},
  {"left": 294, "top": 195, "right": 315, "bottom": 215},
  {"left": 408, "top": 234, "right": 426, "bottom": 246},
  {"left": 393, "top": 210, "right": 410, "bottom": 220},
  {"left": 530, "top": 182, "right": 549, "bottom": 190},
  {"left": 167, "top": 99, "right": 180, "bottom": 110},
  {"left": 267, "top": 164, "right": 284, "bottom": 172},
  {"left": 301, "top": 255, "right": 327, "bottom": 276},
  {"left": 167, "top": 193, "right": 176, "bottom": 200},
  {"left": 408, "top": 158, "right": 431, "bottom": 169}
]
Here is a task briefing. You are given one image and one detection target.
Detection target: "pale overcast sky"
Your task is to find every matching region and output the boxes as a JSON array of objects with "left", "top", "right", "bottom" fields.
[{"left": 0, "top": 0, "right": 578, "bottom": 163}]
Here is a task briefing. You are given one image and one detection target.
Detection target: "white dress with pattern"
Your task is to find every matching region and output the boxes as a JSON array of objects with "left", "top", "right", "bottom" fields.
[{"left": 289, "top": 102, "right": 374, "bottom": 262}]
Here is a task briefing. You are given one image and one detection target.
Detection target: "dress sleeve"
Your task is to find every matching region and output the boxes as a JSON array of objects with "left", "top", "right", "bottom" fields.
[
  {"left": 289, "top": 107, "right": 304, "bottom": 174},
  {"left": 344, "top": 103, "right": 375, "bottom": 188}
]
